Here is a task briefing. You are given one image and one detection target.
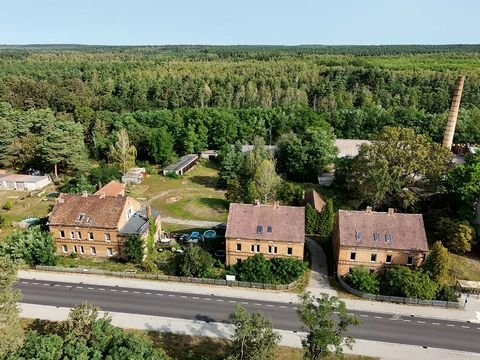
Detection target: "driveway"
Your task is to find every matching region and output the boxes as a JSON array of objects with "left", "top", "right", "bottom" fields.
[{"left": 305, "top": 237, "right": 337, "bottom": 296}]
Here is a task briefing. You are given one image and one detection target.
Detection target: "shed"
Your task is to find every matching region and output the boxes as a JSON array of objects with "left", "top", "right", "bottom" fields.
[
  {"left": 162, "top": 154, "right": 199, "bottom": 176},
  {"left": 0, "top": 174, "right": 51, "bottom": 191},
  {"left": 121, "top": 168, "right": 146, "bottom": 185}
]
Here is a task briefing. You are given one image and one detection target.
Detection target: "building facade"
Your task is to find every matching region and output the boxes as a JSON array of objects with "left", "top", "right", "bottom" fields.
[
  {"left": 333, "top": 208, "right": 429, "bottom": 276},
  {"left": 225, "top": 203, "right": 305, "bottom": 266},
  {"left": 48, "top": 192, "right": 161, "bottom": 259}
]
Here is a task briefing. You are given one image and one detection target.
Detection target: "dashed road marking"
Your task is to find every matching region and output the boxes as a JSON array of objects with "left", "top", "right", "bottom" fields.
[
  {"left": 98, "top": 288, "right": 105, "bottom": 291},
  {"left": 122, "top": 290, "right": 128, "bottom": 293},
  {"left": 229, "top": 300, "right": 236, "bottom": 303},
  {"left": 87, "top": 287, "right": 94, "bottom": 290},
  {"left": 360, "top": 315, "right": 369, "bottom": 318},
  {"left": 432, "top": 323, "right": 440, "bottom": 325},
  {"left": 241, "top": 302, "right": 249, "bottom": 305},
  {"left": 21, "top": 281, "right": 29, "bottom": 284},
  {"left": 192, "top": 296, "right": 200, "bottom": 300},
  {"left": 54, "top": 284, "right": 61, "bottom": 287},
  {"left": 181, "top": 296, "right": 187, "bottom": 298},
  {"left": 43, "top": 283, "right": 50, "bottom": 286},
  {"left": 461, "top": 326, "right": 470, "bottom": 329},
  {"left": 280, "top": 306, "right": 287, "bottom": 309},
  {"left": 145, "top": 292, "right": 152, "bottom": 295},
  {"left": 156, "top": 293, "right": 163, "bottom": 296},
  {"left": 65, "top": 285, "right": 72, "bottom": 288},
  {"left": 403, "top": 320, "right": 411, "bottom": 322},
  {"left": 417, "top": 321, "right": 426, "bottom": 324},
  {"left": 32, "top": 282, "right": 39, "bottom": 285},
  {"left": 168, "top": 294, "right": 175, "bottom": 297},
  {"left": 217, "top": 299, "right": 224, "bottom": 302},
  {"left": 374, "top": 316, "right": 383, "bottom": 319},
  {"left": 110, "top": 289, "right": 117, "bottom": 292},
  {"left": 446, "top": 324, "right": 455, "bottom": 327},
  {"left": 76, "top": 286, "right": 83, "bottom": 289},
  {"left": 133, "top": 291, "right": 140, "bottom": 294},
  {"left": 267, "top": 304, "right": 274, "bottom": 307},
  {"left": 204, "top": 298, "right": 212, "bottom": 301},
  {"left": 254, "top": 303, "right": 262, "bottom": 306}
]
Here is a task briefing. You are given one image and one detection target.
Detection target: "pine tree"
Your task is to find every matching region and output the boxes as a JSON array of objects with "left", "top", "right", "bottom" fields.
[
  {"left": 423, "top": 241, "right": 450, "bottom": 284},
  {"left": 318, "top": 199, "right": 334, "bottom": 237}
]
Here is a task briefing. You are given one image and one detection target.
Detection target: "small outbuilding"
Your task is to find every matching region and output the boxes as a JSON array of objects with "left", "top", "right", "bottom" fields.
[
  {"left": 121, "top": 168, "right": 147, "bottom": 185},
  {"left": 162, "top": 154, "right": 198, "bottom": 176},
  {"left": 0, "top": 173, "right": 51, "bottom": 191}
]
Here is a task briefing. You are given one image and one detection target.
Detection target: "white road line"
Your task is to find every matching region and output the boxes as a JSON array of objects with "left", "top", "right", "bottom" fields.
[
  {"left": 181, "top": 296, "right": 187, "bottom": 299},
  {"left": 374, "top": 316, "right": 383, "bottom": 319},
  {"left": 54, "top": 284, "right": 61, "bottom": 287},
  {"left": 168, "top": 294, "right": 176, "bottom": 297},
  {"left": 87, "top": 287, "right": 94, "bottom": 290},
  {"left": 193, "top": 297, "right": 200, "bottom": 300},
  {"left": 21, "top": 281, "right": 29, "bottom": 284},
  {"left": 241, "top": 302, "right": 249, "bottom": 305},
  {"left": 43, "top": 283, "right": 50, "bottom": 286},
  {"left": 65, "top": 285, "right": 72, "bottom": 288},
  {"left": 110, "top": 289, "right": 117, "bottom": 292},
  {"left": 477, "top": 328, "right": 480, "bottom": 330},
  {"left": 432, "top": 323, "right": 440, "bottom": 325},
  {"left": 216, "top": 299, "right": 224, "bottom": 302},
  {"left": 446, "top": 324, "right": 455, "bottom": 327},
  {"left": 133, "top": 291, "right": 140, "bottom": 294},
  {"left": 347, "top": 313, "right": 354, "bottom": 316},
  {"left": 76, "top": 286, "right": 83, "bottom": 289},
  {"left": 280, "top": 306, "right": 287, "bottom": 309},
  {"left": 403, "top": 320, "right": 411, "bottom": 322},
  {"left": 267, "top": 304, "right": 274, "bottom": 307},
  {"left": 156, "top": 293, "right": 163, "bottom": 296},
  {"left": 32, "top": 282, "right": 39, "bottom": 285},
  {"left": 98, "top": 288, "right": 105, "bottom": 291},
  {"left": 417, "top": 321, "right": 426, "bottom": 324},
  {"left": 360, "top": 315, "right": 369, "bottom": 318},
  {"left": 461, "top": 326, "right": 470, "bottom": 329},
  {"left": 121, "top": 290, "right": 128, "bottom": 293},
  {"left": 229, "top": 300, "right": 236, "bottom": 303},
  {"left": 145, "top": 292, "right": 152, "bottom": 295},
  {"left": 204, "top": 298, "right": 212, "bottom": 301},
  {"left": 254, "top": 303, "right": 262, "bottom": 306}
]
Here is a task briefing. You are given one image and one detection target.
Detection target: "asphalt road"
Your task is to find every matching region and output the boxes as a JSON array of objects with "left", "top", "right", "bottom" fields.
[{"left": 16, "top": 279, "right": 480, "bottom": 353}]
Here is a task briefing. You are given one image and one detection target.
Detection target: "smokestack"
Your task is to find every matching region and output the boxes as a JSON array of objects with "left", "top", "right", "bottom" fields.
[{"left": 443, "top": 76, "right": 465, "bottom": 149}]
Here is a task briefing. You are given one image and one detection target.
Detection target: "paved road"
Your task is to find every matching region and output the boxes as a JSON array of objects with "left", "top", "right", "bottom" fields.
[{"left": 16, "top": 279, "right": 480, "bottom": 353}]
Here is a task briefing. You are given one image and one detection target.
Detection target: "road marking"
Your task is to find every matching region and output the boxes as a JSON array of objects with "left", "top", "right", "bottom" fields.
[
  {"left": 403, "top": 320, "right": 411, "bottom": 322},
  {"left": 360, "top": 315, "right": 369, "bottom": 318},
  {"left": 32, "top": 282, "right": 39, "bottom": 285},
  {"left": 110, "top": 289, "right": 117, "bottom": 292},
  {"left": 461, "top": 326, "right": 470, "bottom": 329},
  {"left": 133, "top": 291, "right": 140, "bottom": 294},
  {"left": 267, "top": 304, "right": 274, "bottom": 307},
  {"left": 229, "top": 300, "right": 236, "bottom": 303},
  {"left": 432, "top": 323, "right": 440, "bottom": 325},
  {"left": 374, "top": 316, "right": 383, "bottom": 319},
  {"left": 21, "top": 281, "right": 29, "bottom": 284},
  {"left": 241, "top": 302, "right": 249, "bottom": 305},
  {"left": 43, "top": 283, "right": 50, "bottom": 286},
  {"left": 254, "top": 303, "right": 262, "bottom": 306},
  {"left": 65, "top": 285, "right": 72, "bottom": 288},
  {"left": 181, "top": 296, "right": 187, "bottom": 299},
  {"left": 280, "top": 306, "right": 287, "bottom": 309},
  {"left": 145, "top": 292, "right": 152, "bottom": 295},
  {"left": 87, "top": 287, "right": 94, "bottom": 290},
  {"left": 54, "top": 284, "right": 61, "bottom": 287},
  {"left": 193, "top": 297, "right": 200, "bottom": 300},
  {"left": 156, "top": 293, "right": 163, "bottom": 296},
  {"left": 76, "top": 286, "right": 83, "bottom": 289},
  {"left": 204, "top": 298, "right": 212, "bottom": 301},
  {"left": 446, "top": 324, "right": 455, "bottom": 327},
  {"left": 168, "top": 294, "right": 175, "bottom": 297},
  {"left": 347, "top": 313, "right": 354, "bottom": 316},
  {"left": 122, "top": 290, "right": 128, "bottom": 293},
  {"left": 98, "top": 288, "right": 105, "bottom": 291},
  {"left": 417, "top": 321, "right": 426, "bottom": 324},
  {"left": 216, "top": 299, "right": 224, "bottom": 302}
]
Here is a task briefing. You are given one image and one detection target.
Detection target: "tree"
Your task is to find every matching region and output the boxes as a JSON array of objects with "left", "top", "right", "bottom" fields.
[
  {"left": 227, "top": 305, "right": 280, "bottom": 360},
  {"left": 60, "top": 302, "right": 101, "bottom": 343},
  {"left": 109, "top": 128, "right": 137, "bottom": 174},
  {"left": 317, "top": 199, "right": 334, "bottom": 237},
  {"left": 434, "top": 217, "right": 476, "bottom": 254},
  {"left": 0, "top": 257, "right": 24, "bottom": 359},
  {"left": 348, "top": 127, "right": 453, "bottom": 210},
  {"left": 381, "top": 266, "right": 438, "bottom": 300},
  {"left": 179, "top": 245, "right": 215, "bottom": 278},
  {"left": 344, "top": 267, "right": 380, "bottom": 294},
  {"left": 247, "top": 158, "right": 281, "bottom": 204},
  {"left": 60, "top": 174, "right": 96, "bottom": 194},
  {"left": 0, "top": 227, "right": 57, "bottom": 266},
  {"left": 235, "top": 254, "right": 273, "bottom": 284},
  {"left": 217, "top": 143, "right": 242, "bottom": 188},
  {"left": 124, "top": 235, "right": 144, "bottom": 263},
  {"left": 89, "top": 164, "right": 122, "bottom": 187},
  {"left": 423, "top": 241, "right": 450, "bottom": 284},
  {"left": 305, "top": 203, "right": 320, "bottom": 234},
  {"left": 147, "top": 127, "right": 175, "bottom": 166},
  {"left": 297, "top": 292, "right": 359, "bottom": 360}
]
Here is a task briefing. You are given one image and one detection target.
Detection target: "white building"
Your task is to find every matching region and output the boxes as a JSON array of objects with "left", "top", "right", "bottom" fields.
[{"left": 0, "top": 174, "right": 51, "bottom": 191}]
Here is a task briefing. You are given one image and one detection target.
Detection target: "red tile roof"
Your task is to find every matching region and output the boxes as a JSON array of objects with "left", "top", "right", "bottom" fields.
[
  {"left": 336, "top": 209, "right": 428, "bottom": 252},
  {"left": 226, "top": 203, "right": 305, "bottom": 243},
  {"left": 48, "top": 193, "right": 127, "bottom": 229},
  {"left": 94, "top": 180, "right": 125, "bottom": 197},
  {"left": 301, "top": 190, "right": 326, "bottom": 212}
]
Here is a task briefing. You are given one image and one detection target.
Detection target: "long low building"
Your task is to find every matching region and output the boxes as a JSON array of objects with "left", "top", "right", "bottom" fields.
[
  {"left": 0, "top": 173, "right": 51, "bottom": 191},
  {"left": 162, "top": 154, "right": 198, "bottom": 176}
]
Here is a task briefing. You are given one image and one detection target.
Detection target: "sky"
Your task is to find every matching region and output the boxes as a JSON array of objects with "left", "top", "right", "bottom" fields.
[{"left": 1, "top": 0, "right": 479, "bottom": 45}]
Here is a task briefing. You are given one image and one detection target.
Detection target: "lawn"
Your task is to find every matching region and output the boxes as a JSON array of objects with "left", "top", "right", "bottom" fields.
[
  {"left": 448, "top": 254, "right": 480, "bottom": 284},
  {"left": 128, "top": 161, "right": 228, "bottom": 222},
  {"left": 0, "top": 187, "right": 56, "bottom": 239}
]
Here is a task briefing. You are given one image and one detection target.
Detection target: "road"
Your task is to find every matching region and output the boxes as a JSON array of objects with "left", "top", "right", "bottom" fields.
[{"left": 16, "top": 279, "right": 480, "bottom": 353}]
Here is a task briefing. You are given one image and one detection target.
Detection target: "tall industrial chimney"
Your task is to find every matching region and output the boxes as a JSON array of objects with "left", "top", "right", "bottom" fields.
[{"left": 442, "top": 76, "right": 465, "bottom": 149}]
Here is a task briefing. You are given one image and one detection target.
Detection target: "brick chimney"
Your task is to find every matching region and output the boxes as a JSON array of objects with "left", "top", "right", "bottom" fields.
[
  {"left": 387, "top": 208, "right": 395, "bottom": 216},
  {"left": 366, "top": 206, "right": 372, "bottom": 214},
  {"left": 146, "top": 205, "right": 152, "bottom": 219}
]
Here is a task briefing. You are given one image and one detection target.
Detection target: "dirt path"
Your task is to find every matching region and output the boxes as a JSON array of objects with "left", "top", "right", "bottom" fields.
[{"left": 161, "top": 217, "right": 221, "bottom": 228}]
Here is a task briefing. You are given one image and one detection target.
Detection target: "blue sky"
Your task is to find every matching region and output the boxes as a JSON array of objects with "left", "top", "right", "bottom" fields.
[{"left": 1, "top": 0, "right": 479, "bottom": 45}]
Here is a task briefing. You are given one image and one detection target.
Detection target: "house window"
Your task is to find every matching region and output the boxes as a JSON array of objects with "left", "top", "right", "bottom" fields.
[
  {"left": 256, "top": 225, "right": 263, "bottom": 234},
  {"left": 70, "top": 231, "right": 75, "bottom": 240},
  {"left": 385, "top": 233, "right": 392, "bottom": 242},
  {"left": 236, "top": 258, "right": 242, "bottom": 264},
  {"left": 236, "top": 243, "right": 242, "bottom": 251},
  {"left": 88, "top": 232, "right": 94, "bottom": 241},
  {"left": 59, "top": 230, "right": 65, "bottom": 239},
  {"left": 73, "top": 245, "right": 77, "bottom": 253},
  {"left": 256, "top": 245, "right": 260, "bottom": 253},
  {"left": 90, "top": 246, "right": 96, "bottom": 255},
  {"left": 268, "top": 246, "right": 272, "bottom": 253},
  {"left": 354, "top": 230, "right": 361, "bottom": 241},
  {"left": 105, "top": 233, "right": 111, "bottom": 242},
  {"left": 287, "top": 247, "right": 293, "bottom": 256},
  {"left": 77, "top": 232, "right": 82, "bottom": 240},
  {"left": 86, "top": 217, "right": 93, "bottom": 224},
  {"left": 370, "top": 253, "right": 377, "bottom": 262},
  {"left": 107, "top": 248, "right": 113, "bottom": 257},
  {"left": 385, "top": 254, "right": 392, "bottom": 264},
  {"left": 62, "top": 245, "right": 68, "bottom": 253},
  {"left": 76, "top": 213, "right": 85, "bottom": 222},
  {"left": 373, "top": 232, "right": 380, "bottom": 241},
  {"left": 269, "top": 246, "right": 278, "bottom": 254},
  {"left": 250, "top": 244, "right": 255, "bottom": 252},
  {"left": 79, "top": 246, "right": 84, "bottom": 254},
  {"left": 267, "top": 225, "right": 272, "bottom": 233},
  {"left": 274, "top": 246, "right": 278, "bottom": 254},
  {"left": 350, "top": 252, "right": 356, "bottom": 261},
  {"left": 407, "top": 256, "right": 413, "bottom": 265}
]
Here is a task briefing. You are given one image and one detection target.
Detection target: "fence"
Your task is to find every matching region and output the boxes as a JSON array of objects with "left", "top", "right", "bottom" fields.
[
  {"left": 337, "top": 274, "right": 462, "bottom": 308},
  {"left": 34, "top": 265, "right": 298, "bottom": 290}
]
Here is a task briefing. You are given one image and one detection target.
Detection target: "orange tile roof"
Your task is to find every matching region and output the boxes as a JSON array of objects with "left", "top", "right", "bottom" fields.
[
  {"left": 226, "top": 203, "right": 305, "bottom": 243},
  {"left": 336, "top": 209, "right": 428, "bottom": 252},
  {"left": 94, "top": 180, "right": 125, "bottom": 197},
  {"left": 48, "top": 193, "right": 127, "bottom": 229},
  {"left": 302, "top": 190, "right": 326, "bottom": 212}
]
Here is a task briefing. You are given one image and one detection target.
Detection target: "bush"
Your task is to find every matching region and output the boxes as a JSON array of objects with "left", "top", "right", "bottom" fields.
[
  {"left": 344, "top": 267, "right": 380, "bottom": 294},
  {"left": 270, "top": 257, "right": 308, "bottom": 284},
  {"left": 0, "top": 226, "right": 57, "bottom": 265},
  {"left": 124, "top": 235, "right": 144, "bottom": 264},
  {"left": 165, "top": 172, "right": 179, "bottom": 179},
  {"left": 178, "top": 245, "right": 215, "bottom": 278},
  {"left": 380, "top": 266, "right": 438, "bottom": 300},
  {"left": 437, "top": 284, "right": 458, "bottom": 302},
  {"left": 2, "top": 200, "right": 13, "bottom": 210},
  {"left": 0, "top": 215, "right": 6, "bottom": 228},
  {"left": 141, "top": 259, "right": 158, "bottom": 272}
]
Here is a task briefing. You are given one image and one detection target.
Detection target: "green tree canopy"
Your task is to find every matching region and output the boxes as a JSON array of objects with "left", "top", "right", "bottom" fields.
[
  {"left": 434, "top": 217, "right": 476, "bottom": 254},
  {"left": 109, "top": 128, "right": 137, "bottom": 174},
  {"left": 344, "top": 267, "right": 380, "bottom": 294},
  {"left": 380, "top": 266, "right": 438, "bottom": 300},
  {"left": 178, "top": 245, "right": 215, "bottom": 278},
  {"left": 423, "top": 241, "right": 450, "bottom": 284},
  {"left": 147, "top": 127, "right": 175, "bottom": 166},
  {"left": 124, "top": 235, "right": 145, "bottom": 264}
]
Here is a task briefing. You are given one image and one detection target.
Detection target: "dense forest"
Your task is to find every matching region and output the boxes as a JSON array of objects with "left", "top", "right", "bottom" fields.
[{"left": 0, "top": 45, "right": 479, "bottom": 173}]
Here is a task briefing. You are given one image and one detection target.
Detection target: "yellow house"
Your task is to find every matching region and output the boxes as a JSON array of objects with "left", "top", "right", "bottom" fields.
[
  {"left": 333, "top": 207, "right": 429, "bottom": 276},
  {"left": 225, "top": 203, "right": 305, "bottom": 266},
  {"left": 48, "top": 191, "right": 161, "bottom": 259}
]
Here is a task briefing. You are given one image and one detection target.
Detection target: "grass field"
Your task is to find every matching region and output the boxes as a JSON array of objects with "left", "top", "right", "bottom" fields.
[
  {"left": 128, "top": 161, "right": 228, "bottom": 222},
  {"left": 448, "top": 254, "right": 480, "bottom": 284},
  {"left": 0, "top": 187, "right": 56, "bottom": 239}
]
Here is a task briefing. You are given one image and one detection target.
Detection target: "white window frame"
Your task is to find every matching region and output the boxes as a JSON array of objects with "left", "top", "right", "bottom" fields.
[
  {"left": 88, "top": 232, "right": 94, "bottom": 241},
  {"left": 70, "top": 231, "right": 75, "bottom": 240},
  {"left": 79, "top": 246, "right": 84, "bottom": 254},
  {"left": 90, "top": 246, "right": 96, "bottom": 255},
  {"left": 73, "top": 245, "right": 77, "bottom": 253},
  {"left": 59, "top": 230, "right": 65, "bottom": 239},
  {"left": 105, "top": 233, "right": 111, "bottom": 242},
  {"left": 385, "top": 254, "right": 392, "bottom": 264},
  {"left": 77, "top": 231, "right": 82, "bottom": 240},
  {"left": 370, "top": 253, "right": 377, "bottom": 263},
  {"left": 62, "top": 245, "right": 68, "bottom": 253},
  {"left": 287, "top": 247, "right": 293, "bottom": 256},
  {"left": 236, "top": 243, "right": 241, "bottom": 252},
  {"left": 407, "top": 256, "right": 413, "bottom": 266},
  {"left": 107, "top": 248, "right": 113, "bottom": 257}
]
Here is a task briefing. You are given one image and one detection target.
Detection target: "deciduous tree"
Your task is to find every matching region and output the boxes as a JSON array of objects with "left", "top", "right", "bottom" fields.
[
  {"left": 109, "top": 128, "right": 137, "bottom": 174},
  {"left": 179, "top": 245, "right": 215, "bottom": 278},
  {"left": 435, "top": 217, "right": 476, "bottom": 254},
  {"left": 423, "top": 241, "right": 450, "bottom": 283}
]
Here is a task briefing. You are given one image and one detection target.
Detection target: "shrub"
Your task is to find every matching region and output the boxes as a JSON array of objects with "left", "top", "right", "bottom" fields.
[
  {"left": 380, "top": 266, "right": 438, "bottom": 300},
  {"left": 2, "top": 200, "right": 13, "bottom": 210},
  {"left": 141, "top": 259, "right": 158, "bottom": 272},
  {"left": 344, "top": 267, "right": 380, "bottom": 294},
  {"left": 270, "top": 257, "right": 308, "bottom": 284},
  {"left": 437, "top": 284, "right": 458, "bottom": 302},
  {"left": 165, "top": 172, "right": 179, "bottom": 179},
  {"left": 124, "top": 235, "right": 144, "bottom": 264},
  {"left": 178, "top": 245, "right": 215, "bottom": 278},
  {"left": 423, "top": 241, "right": 450, "bottom": 283}
]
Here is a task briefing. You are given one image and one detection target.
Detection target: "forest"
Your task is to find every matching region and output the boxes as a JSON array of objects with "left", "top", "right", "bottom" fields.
[{"left": 0, "top": 45, "right": 480, "bottom": 174}]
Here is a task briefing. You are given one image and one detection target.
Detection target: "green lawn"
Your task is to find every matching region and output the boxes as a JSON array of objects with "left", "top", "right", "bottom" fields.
[
  {"left": 448, "top": 254, "right": 480, "bottom": 284},
  {"left": 128, "top": 161, "right": 228, "bottom": 222}
]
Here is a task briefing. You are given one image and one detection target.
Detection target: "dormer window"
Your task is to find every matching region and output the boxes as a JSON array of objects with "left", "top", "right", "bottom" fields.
[
  {"left": 86, "top": 217, "right": 93, "bottom": 225},
  {"left": 354, "top": 230, "right": 361, "bottom": 241},
  {"left": 385, "top": 233, "right": 392, "bottom": 242},
  {"left": 267, "top": 225, "right": 272, "bottom": 233},
  {"left": 76, "top": 213, "right": 85, "bottom": 222},
  {"left": 256, "top": 225, "right": 263, "bottom": 234},
  {"left": 373, "top": 232, "right": 380, "bottom": 241}
]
